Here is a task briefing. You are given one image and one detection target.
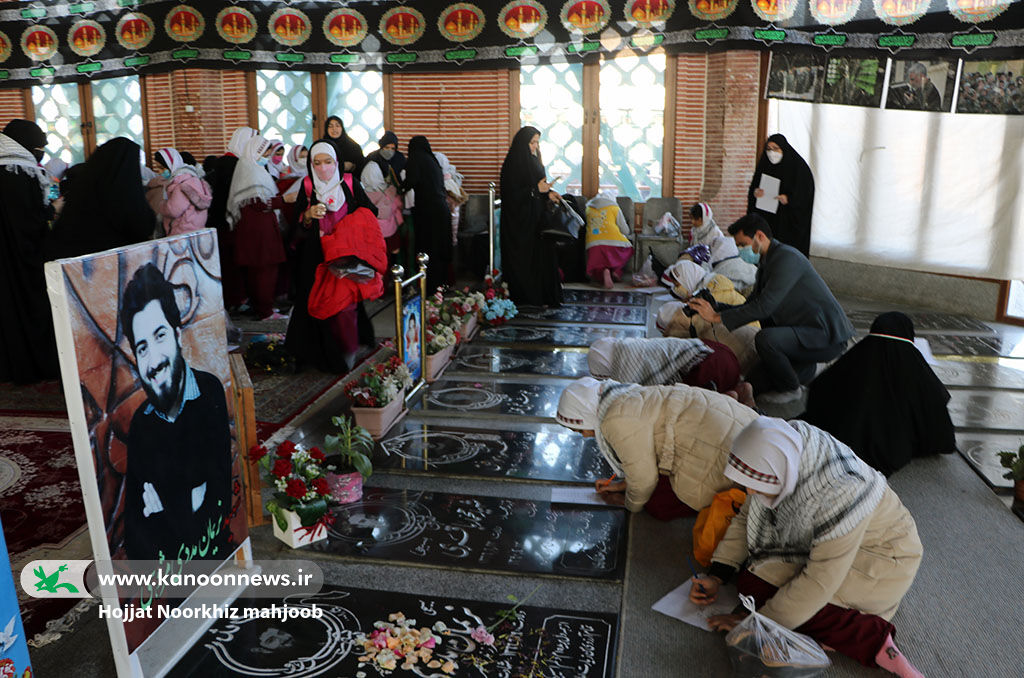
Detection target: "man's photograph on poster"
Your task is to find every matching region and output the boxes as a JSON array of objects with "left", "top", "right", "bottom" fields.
[
  {"left": 402, "top": 295, "right": 422, "bottom": 381},
  {"left": 885, "top": 60, "right": 957, "bottom": 112},
  {"left": 957, "top": 60, "right": 1024, "bottom": 115},
  {"left": 766, "top": 51, "right": 827, "bottom": 102},
  {"left": 46, "top": 230, "right": 248, "bottom": 652},
  {"left": 821, "top": 56, "right": 886, "bottom": 108}
]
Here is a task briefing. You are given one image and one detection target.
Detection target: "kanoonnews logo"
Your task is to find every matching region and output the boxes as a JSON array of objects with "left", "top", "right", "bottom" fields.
[{"left": 20, "top": 560, "right": 92, "bottom": 598}]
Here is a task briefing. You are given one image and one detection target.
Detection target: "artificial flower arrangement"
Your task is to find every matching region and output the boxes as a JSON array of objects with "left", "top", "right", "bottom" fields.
[
  {"left": 243, "top": 333, "right": 295, "bottom": 374},
  {"left": 481, "top": 271, "right": 517, "bottom": 326},
  {"left": 424, "top": 289, "right": 462, "bottom": 356},
  {"left": 250, "top": 440, "right": 334, "bottom": 542},
  {"left": 344, "top": 355, "right": 413, "bottom": 408}
]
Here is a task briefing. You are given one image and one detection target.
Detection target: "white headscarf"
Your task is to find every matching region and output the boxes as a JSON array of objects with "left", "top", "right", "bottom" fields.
[
  {"left": 227, "top": 126, "right": 257, "bottom": 157},
  {"left": 434, "top": 151, "right": 464, "bottom": 195},
  {"left": 587, "top": 338, "right": 615, "bottom": 378},
  {"left": 287, "top": 145, "right": 308, "bottom": 178},
  {"left": 710, "top": 233, "right": 740, "bottom": 264},
  {"left": 556, "top": 377, "right": 602, "bottom": 431},
  {"left": 661, "top": 259, "right": 713, "bottom": 296},
  {"left": 656, "top": 301, "right": 685, "bottom": 334},
  {"left": 155, "top": 147, "right": 198, "bottom": 179},
  {"left": 266, "top": 140, "right": 285, "bottom": 179},
  {"left": 690, "top": 202, "right": 723, "bottom": 246},
  {"left": 309, "top": 141, "right": 346, "bottom": 212},
  {"left": 725, "top": 417, "right": 802, "bottom": 508},
  {"left": 226, "top": 135, "right": 276, "bottom": 228},
  {"left": 360, "top": 158, "right": 388, "bottom": 193}
]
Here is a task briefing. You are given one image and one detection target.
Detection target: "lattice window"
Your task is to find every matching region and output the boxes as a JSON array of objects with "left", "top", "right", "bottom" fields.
[
  {"left": 326, "top": 71, "right": 385, "bottom": 155},
  {"left": 599, "top": 52, "right": 665, "bottom": 201},
  {"left": 520, "top": 62, "right": 584, "bottom": 195},
  {"left": 32, "top": 83, "right": 84, "bottom": 165},
  {"left": 92, "top": 75, "right": 144, "bottom": 149},
  {"left": 256, "top": 69, "right": 313, "bottom": 149}
]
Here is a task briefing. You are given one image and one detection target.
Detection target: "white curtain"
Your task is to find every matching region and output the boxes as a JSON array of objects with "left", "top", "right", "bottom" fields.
[{"left": 768, "top": 99, "right": 1024, "bottom": 280}]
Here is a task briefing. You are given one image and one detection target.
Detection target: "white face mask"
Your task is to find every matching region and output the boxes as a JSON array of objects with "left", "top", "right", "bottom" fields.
[
  {"left": 767, "top": 150, "right": 783, "bottom": 165},
  {"left": 380, "top": 148, "right": 395, "bottom": 161}
]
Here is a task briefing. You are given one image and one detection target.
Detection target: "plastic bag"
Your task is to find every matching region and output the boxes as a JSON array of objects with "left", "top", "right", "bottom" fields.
[
  {"left": 725, "top": 595, "right": 831, "bottom": 677},
  {"left": 654, "top": 211, "right": 682, "bottom": 237},
  {"left": 693, "top": 488, "right": 747, "bottom": 567},
  {"left": 631, "top": 254, "right": 658, "bottom": 287}
]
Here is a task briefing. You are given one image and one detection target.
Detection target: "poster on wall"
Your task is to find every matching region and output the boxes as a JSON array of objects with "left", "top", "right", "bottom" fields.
[
  {"left": 957, "top": 59, "right": 1024, "bottom": 114},
  {"left": 402, "top": 294, "right": 422, "bottom": 382},
  {"left": 821, "top": 56, "right": 886, "bottom": 107},
  {"left": 885, "top": 59, "right": 958, "bottom": 112},
  {"left": 44, "top": 230, "right": 250, "bottom": 672},
  {"left": 766, "top": 51, "right": 827, "bottom": 102}
]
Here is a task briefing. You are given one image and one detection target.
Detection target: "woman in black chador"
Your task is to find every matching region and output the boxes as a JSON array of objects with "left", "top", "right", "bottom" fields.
[
  {"left": 747, "top": 134, "right": 815, "bottom": 257},
  {"left": 499, "top": 126, "right": 562, "bottom": 307},
  {"left": 400, "top": 136, "right": 452, "bottom": 293}
]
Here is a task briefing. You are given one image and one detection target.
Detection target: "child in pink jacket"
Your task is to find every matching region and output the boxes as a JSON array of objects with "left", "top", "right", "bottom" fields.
[{"left": 151, "top": 148, "right": 213, "bottom": 236}]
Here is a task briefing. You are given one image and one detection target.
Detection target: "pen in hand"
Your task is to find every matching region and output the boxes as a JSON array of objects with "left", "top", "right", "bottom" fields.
[{"left": 687, "top": 555, "right": 707, "bottom": 594}]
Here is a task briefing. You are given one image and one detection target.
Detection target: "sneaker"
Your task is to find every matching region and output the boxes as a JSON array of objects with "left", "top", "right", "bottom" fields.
[{"left": 757, "top": 387, "right": 805, "bottom": 404}]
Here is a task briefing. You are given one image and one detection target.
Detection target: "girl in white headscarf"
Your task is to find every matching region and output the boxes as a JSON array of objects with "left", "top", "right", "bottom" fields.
[
  {"left": 360, "top": 151, "right": 404, "bottom": 262},
  {"left": 147, "top": 147, "right": 211, "bottom": 237},
  {"left": 692, "top": 417, "right": 925, "bottom": 678},
  {"left": 227, "top": 135, "right": 287, "bottom": 320},
  {"left": 588, "top": 337, "right": 718, "bottom": 387},
  {"left": 556, "top": 377, "right": 758, "bottom": 514},
  {"left": 266, "top": 140, "right": 286, "bottom": 180}
]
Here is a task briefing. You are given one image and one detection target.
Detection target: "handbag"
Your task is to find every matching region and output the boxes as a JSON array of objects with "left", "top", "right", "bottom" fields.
[{"left": 540, "top": 197, "right": 583, "bottom": 241}]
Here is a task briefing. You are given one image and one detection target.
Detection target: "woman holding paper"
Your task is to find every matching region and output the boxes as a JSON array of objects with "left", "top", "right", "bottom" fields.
[
  {"left": 691, "top": 417, "right": 925, "bottom": 678},
  {"left": 747, "top": 134, "right": 815, "bottom": 257}
]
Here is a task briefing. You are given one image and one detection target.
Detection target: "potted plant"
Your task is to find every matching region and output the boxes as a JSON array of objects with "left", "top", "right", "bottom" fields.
[
  {"left": 448, "top": 288, "right": 486, "bottom": 342},
  {"left": 345, "top": 355, "right": 412, "bottom": 438},
  {"left": 998, "top": 444, "right": 1024, "bottom": 504},
  {"left": 323, "top": 414, "right": 373, "bottom": 504},
  {"left": 251, "top": 440, "right": 334, "bottom": 548},
  {"left": 424, "top": 292, "right": 461, "bottom": 382}
]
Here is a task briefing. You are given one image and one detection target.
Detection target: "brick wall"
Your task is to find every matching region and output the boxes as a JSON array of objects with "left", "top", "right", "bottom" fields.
[
  {"left": 390, "top": 70, "right": 511, "bottom": 195},
  {"left": 0, "top": 89, "right": 27, "bottom": 130},
  {"left": 670, "top": 50, "right": 762, "bottom": 230},
  {"left": 142, "top": 69, "right": 248, "bottom": 161}
]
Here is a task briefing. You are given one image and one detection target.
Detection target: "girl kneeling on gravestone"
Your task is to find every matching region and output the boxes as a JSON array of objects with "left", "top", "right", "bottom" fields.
[
  {"left": 555, "top": 378, "right": 757, "bottom": 517},
  {"left": 691, "top": 417, "right": 925, "bottom": 678}
]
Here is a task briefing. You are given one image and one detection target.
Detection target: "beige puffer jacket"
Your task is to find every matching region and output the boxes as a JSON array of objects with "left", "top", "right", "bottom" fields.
[{"left": 599, "top": 384, "right": 759, "bottom": 513}]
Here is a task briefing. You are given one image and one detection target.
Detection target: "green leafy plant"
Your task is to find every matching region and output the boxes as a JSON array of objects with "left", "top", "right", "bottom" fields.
[
  {"left": 324, "top": 414, "right": 374, "bottom": 480},
  {"left": 998, "top": 444, "right": 1024, "bottom": 481}
]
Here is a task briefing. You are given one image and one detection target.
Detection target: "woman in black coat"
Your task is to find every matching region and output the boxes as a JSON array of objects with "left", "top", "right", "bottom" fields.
[
  {"left": 747, "top": 134, "right": 815, "bottom": 257},
  {"left": 400, "top": 136, "right": 452, "bottom": 292},
  {"left": 498, "top": 126, "right": 562, "bottom": 307}
]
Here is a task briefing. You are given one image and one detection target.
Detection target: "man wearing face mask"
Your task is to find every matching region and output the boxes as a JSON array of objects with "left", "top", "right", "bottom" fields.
[
  {"left": 687, "top": 214, "right": 853, "bottom": 404},
  {"left": 0, "top": 119, "right": 60, "bottom": 383},
  {"left": 748, "top": 134, "right": 815, "bottom": 257}
]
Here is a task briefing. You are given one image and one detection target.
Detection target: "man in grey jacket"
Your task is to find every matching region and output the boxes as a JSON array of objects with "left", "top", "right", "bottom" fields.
[{"left": 688, "top": 214, "right": 853, "bottom": 403}]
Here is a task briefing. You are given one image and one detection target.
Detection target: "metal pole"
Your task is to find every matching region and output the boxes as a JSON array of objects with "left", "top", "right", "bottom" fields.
[
  {"left": 391, "top": 265, "right": 405, "bottom": 363},
  {"left": 407, "top": 253, "right": 430, "bottom": 403},
  {"left": 488, "top": 181, "right": 496, "bottom": 278}
]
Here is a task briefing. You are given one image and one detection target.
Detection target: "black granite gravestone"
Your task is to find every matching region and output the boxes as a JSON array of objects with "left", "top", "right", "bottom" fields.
[
  {"left": 931, "top": 360, "right": 1024, "bottom": 391},
  {"left": 168, "top": 585, "right": 618, "bottom": 677},
  {"left": 957, "top": 432, "right": 1021, "bottom": 490},
  {"left": 450, "top": 346, "right": 590, "bottom": 378},
  {"left": 947, "top": 389, "right": 1024, "bottom": 432},
  {"left": 375, "top": 420, "right": 612, "bottom": 483},
  {"left": 925, "top": 335, "right": 1019, "bottom": 358},
  {"left": 478, "top": 325, "right": 645, "bottom": 348},
  {"left": 412, "top": 379, "right": 565, "bottom": 419},
  {"left": 562, "top": 288, "right": 647, "bottom": 306},
  {"left": 514, "top": 305, "right": 647, "bottom": 326},
  {"left": 845, "top": 309, "right": 994, "bottom": 334},
  {"left": 305, "top": 488, "right": 628, "bottom": 581}
]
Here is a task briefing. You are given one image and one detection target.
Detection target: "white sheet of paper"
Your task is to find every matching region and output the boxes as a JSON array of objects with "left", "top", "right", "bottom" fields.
[
  {"left": 652, "top": 581, "right": 740, "bottom": 630},
  {"left": 914, "top": 337, "right": 938, "bottom": 365},
  {"left": 549, "top": 486, "right": 608, "bottom": 505},
  {"left": 756, "top": 174, "right": 781, "bottom": 214}
]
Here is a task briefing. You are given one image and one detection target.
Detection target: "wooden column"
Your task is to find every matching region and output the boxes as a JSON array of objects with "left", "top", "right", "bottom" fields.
[
  {"left": 581, "top": 59, "right": 600, "bottom": 198},
  {"left": 229, "top": 354, "right": 267, "bottom": 527},
  {"left": 139, "top": 74, "right": 153, "bottom": 160},
  {"left": 508, "top": 67, "right": 521, "bottom": 139},
  {"left": 245, "top": 70, "right": 258, "bottom": 130},
  {"left": 383, "top": 72, "right": 394, "bottom": 131},
  {"left": 662, "top": 54, "right": 678, "bottom": 198},
  {"left": 311, "top": 72, "right": 327, "bottom": 141},
  {"left": 756, "top": 50, "right": 770, "bottom": 148},
  {"left": 77, "top": 81, "right": 96, "bottom": 158},
  {"left": 21, "top": 87, "right": 35, "bottom": 121}
]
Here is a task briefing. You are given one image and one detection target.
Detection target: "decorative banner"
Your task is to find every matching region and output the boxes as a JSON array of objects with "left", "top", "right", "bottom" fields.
[
  {"left": 810, "top": 0, "right": 861, "bottom": 24},
  {"left": 69, "top": 20, "right": 106, "bottom": 58},
  {"left": 0, "top": 30, "right": 11, "bottom": 64},
  {"left": 20, "top": 25, "right": 58, "bottom": 62},
  {"left": 874, "top": 0, "right": 931, "bottom": 25},
  {"left": 627, "top": 0, "right": 677, "bottom": 27},
  {"left": 561, "top": 0, "right": 611, "bottom": 34},
  {"left": 751, "top": 0, "right": 799, "bottom": 22},
  {"left": 115, "top": 12, "right": 155, "bottom": 52},
  {"left": 439, "top": 4, "right": 486, "bottom": 43},
  {"left": 499, "top": 1, "right": 549, "bottom": 39},
  {"left": 269, "top": 8, "right": 312, "bottom": 47},
  {"left": 380, "top": 6, "right": 426, "bottom": 46},
  {"left": 948, "top": 0, "right": 1013, "bottom": 23},
  {"left": 164, "top": 5, "right": 204, "bottom": 43},
  {"left": 324, "top": 7, "right": 369, "bottom": 48},
  {"left": 688, "top": 0, "right": 736, "bottom": 22},
  {"left": 215, "top": 6, "right": 257, "bottom": 45}
]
